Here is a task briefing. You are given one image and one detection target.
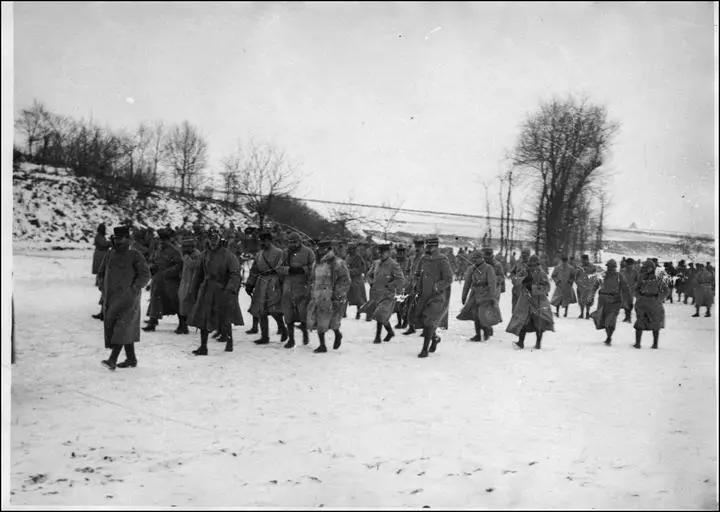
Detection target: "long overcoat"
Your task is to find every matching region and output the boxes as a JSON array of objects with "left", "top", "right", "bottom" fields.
[
  {"left": 99, "top": 247, "right": 151, "bottom": 347},
  {"left": 457, "top": 262, "right": 502, "bottom": 328},
  {"left": 590, "top": 271, "right": 629, "bottom": 329},
  {"left": 246, "top": 245, "right": 284, "bottom": 317},
  {"left": 510, "top": 259, "right": 530, "bottom": 312},
  {"left": 346, "top": 252, "right": 369, "bottom": 306},
  {"left": 146, "top": 242, "right": 183, "bottom": 318},
  {"left": 363, "top": 257, "right": 405, "bottom": 323},
  {"left": 693, "top": 269, "right": 715, "bottom": 307},
  {"left": 188, "top": 246, "right": 244, "bottom": 331},
  {"left": 412, "top": 251, "right": 453, "bottom": 330},
  {"left": 550, "top": 263, "right": 577, "bottom": 307},
  {"left": 280, "top": 244, "right": 316, "bottom": 323},
  {"left": 506, "top": 270, "right": 554, "bottom": 335},
  {"left": 575, "top": 263, "right": 600, "bottom": 307},
  {"left": 633, "top": 275, "right": 668, "bottom": 331},
  {"left": 307, "top": 251, "right": 351, "bottom": 333},
  {"left": 92, "top": 233, "right": 112, "bottom": 275},
  {"left": 178, "top": 249, "right": 202, "bottom": 316},
  {"left": 620, "top": 266, "right": 639, "bottom": 308}
]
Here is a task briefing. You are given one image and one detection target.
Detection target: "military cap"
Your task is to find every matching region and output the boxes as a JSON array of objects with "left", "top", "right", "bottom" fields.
[
  {"left": 378, "top": 243, "right": 392, "bottom": 252},
  {"left": 158, "top": 227, "right": 174, "bottom": 240},
  {"left": 528, "top": 254, "right": 540, "bottom": 265},
  {"left": 287, "top": 232, "right": 302, "bottom": 243},
  {"left": 113, "top": 225, "right": 130, "bottom": 238},
  {"left": 606, "top": 259, "right": 617, "bottom": 268},
  {"left": 181, "top": 237, "right": 196, "bottom": 247},
  {"left": 413, "top": 238, "right": 425, "bottom": 246},
  {"left": 396, "top": 246, "right": 407, "bottom": 253},
  {"left": 581, "top": 254, "right": 590, "bottom": 260},
  {"left": 425, "top": 237, "right": 439, "bottom": 246},
  {"left": 642, "top": 258, "right": 656, "bottom": 270},
  {"left": 317, "top": 239, "right": 333, "bottom": 248},
  {"left": 258, "top": 231, "right": 273, "bottom": 241},
  {"left": 625, "top": 258, "right": 635, "bottom": 265},
  {"left": 481, "top": 246, "right": 494, "bottom": 254}
]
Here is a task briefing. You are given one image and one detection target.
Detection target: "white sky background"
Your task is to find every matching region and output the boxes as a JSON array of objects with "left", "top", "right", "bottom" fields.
[{"left": 9, "top": 1, "right": 718, "bottom": 235}]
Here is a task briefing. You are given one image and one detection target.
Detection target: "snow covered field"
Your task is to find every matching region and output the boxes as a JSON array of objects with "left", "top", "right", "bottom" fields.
[{"left": 7, "top": 249, "right": 718, "bottom": 509}]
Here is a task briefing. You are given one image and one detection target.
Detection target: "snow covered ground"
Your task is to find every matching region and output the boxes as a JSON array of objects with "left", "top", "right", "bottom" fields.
[{"left": 7, "top": 249, "right": 718, "bottom": 509}]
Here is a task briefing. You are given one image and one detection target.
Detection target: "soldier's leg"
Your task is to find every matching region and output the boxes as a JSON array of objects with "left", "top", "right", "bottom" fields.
[
  {"left": 394, "top": 311, "right": 403, "bottom": 328},
  {"left": 470, "top": 320, "right": 482, "bottom": 341},
  {"left": 563, "top": 305, "right": 568, "bottom": 318},
  {"left": 373, "top": 322, "right": 382, "bottom": 343},
  {"left": 117, "top": 343, "right": 138, "bottom": 368},
  {"left": 142, "top": 316, "right": 158, "bottom": 331},
  {"left": 429, "top": 328, "right": 441, "bottom": 352},
  {"left": 555, "top": 305, "right": 560, "bottom": 317},
  {"left": 314, "top": 331, "right": 328, "bottom": 353},
  {"left": 272, "top": 313, "right": 288, "bottom": 340},
  {"left": 534, "top": 331, "right": 543, "bottom": 350},
  {"left": 514, "top": 329, "right": 526, "bottom": 350},
  {"left": 284, "top": 314, "right": 296, "bottom": 349},
  {"left": 333, "top": 329, "right": 343, "bottom": 350},
  {"left": 633, "top": 329, "right": 642, "bottom": 349},
  {"left": 246, "top": 315, "right": 259, "bottom": 334},
  {"left": 692, "top": 306, "right": 700, "bottom": 317},
  {"left": 102, "top": 345, "right": 123, "bottom": 370},
  {"left": 418, "top": 327, "right": 431, "bottom": 358},
  {"left": 651, "top": 330, "right": 659, "bottom": 349},
  {"left": 300, "top": 322, "right": 310, "bottom": 345},
  {"left": 705, "top": 306, "right": 711, "bottom": 317},
  {"left": 383, "top": 321, "right": 394, "bottom": 342},
  {"left": 192, "top": 329, "right": 209, "bottom": 355},
  {"left": 254, "top": 316, "right": 270, "bottom": 344},
  {"left": 604, "top": 326, "right": 614, "bottom": 346},
  {"left": 355, "top": 306, "right": 361, "bottom": 320},
  {"left": 578, "top": 304, "right": 584, "bottom": 318},
  {"left": 402, "top": 321, "right": 416, "bottom": 335},
  {"left": 483, "top": 325, "right": 492, "bottom": 341}
]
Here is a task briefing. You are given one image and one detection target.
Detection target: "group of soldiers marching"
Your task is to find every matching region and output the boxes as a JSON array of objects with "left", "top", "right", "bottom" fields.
[{"left": 90, "top": 219, "right": 715, "bottom": 369}]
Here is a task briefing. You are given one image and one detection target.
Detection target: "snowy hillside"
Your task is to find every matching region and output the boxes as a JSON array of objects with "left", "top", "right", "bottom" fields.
[{"left": 12, "top": 163, "right": 250, "bottom": 247}]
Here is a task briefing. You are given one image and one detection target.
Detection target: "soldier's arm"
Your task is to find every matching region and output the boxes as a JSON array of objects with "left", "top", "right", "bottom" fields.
[
  {"left": 304, "top": 248, "right": 316, "bottom": 277},
  {"left": 334, "top": 261, "right": 352, "bottom": 299},
  {"left": 434, "top": 259, "right": 454, "bottom": 293},
  {"left": 165, "top": 248, "right": 183, "bottom": 278},
  {"left": 390, "top": 261, "right": 406, "bottom": 291},
  {"left": 96, "top": 251, "right": 109, "bottom": 290},
  {"left": 487, "top": 266, "right": 497, "bottom": 300},
  {"left": 132, "top": 251, "right": 151, "bottom": 292},
  {"left": 245, "top": 256, "right": 259, "bottom": 288},
  {"left": 461, "top": 268, "right": 472, "bottom": 303},
  {"left": 225, "top": 252, "right": 242, "bottom": 293}
]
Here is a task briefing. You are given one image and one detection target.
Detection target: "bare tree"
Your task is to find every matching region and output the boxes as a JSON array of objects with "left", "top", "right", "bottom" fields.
[
  {"left": 15, "top": 99, "right": 50, "bottom": 158},
  {"left": 163, "top": 121, "right": 208, "bottom": 195},
  {"left": 229, "top": 140, "right": 301, "bottom": 229},
  {"left": 512, "top": 95, "right": 619, "bottom": 257},
  {"left": 377, "top": 199, "right": 404, "bottom": 241},
  {"left": 329, "top": 195, "right": 368, "bottom": 234}
]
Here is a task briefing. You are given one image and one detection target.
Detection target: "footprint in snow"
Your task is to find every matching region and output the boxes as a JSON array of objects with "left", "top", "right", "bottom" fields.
[
  {"left": 502, "top": 470, "right": 517, "bottom": 474},
  {"left": 528, "top": 461, "right": 538, "bottom": 466},
  {"left": 410, "top": 489, "right": 423, "bottom": 494},
  {"left": 485, "top": 488, "right": 494, "bottom": 493}
]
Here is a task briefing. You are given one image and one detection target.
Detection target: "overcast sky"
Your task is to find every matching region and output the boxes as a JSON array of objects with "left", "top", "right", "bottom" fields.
[{"left": 10, "top": 2, "right": 718, "bottom": 235}]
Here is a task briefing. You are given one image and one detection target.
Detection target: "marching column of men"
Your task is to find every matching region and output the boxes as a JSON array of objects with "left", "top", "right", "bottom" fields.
[{"left": 94, "top": 220, "right": 715, "bottom": 370}]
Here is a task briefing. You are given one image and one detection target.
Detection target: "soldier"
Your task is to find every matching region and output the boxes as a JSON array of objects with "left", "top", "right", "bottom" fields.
[
  {"left": 506, "top": 254, "right": 554, "bottom": 350},
  {"left": 307, "top": 240, "right": 351, "bottom": 353},
  {"left": 346, "top": 243, "right": 369, "bottom": 319},
  {"left": 91, "top": 222, "right": 112, "bottom": 321},
  {"left": 619, "top": 257, "right": 639, "bottom": 322},
  {"left": 575, "top": 254, "right": 600, "bottom": 319},
  {"left": 483, "top": 247, "right": 505, "bottom": 339},
  {"left": 691, "top": 263, "right": 714, "bottom": 318},
  {"left": 143, "top": 228, "right": 183, "bottom": 332},
  {"left": 245, "top": 231, "right": 288, "bottom": 345},
  {"left": 550, "top": 255, "right": 577, "bottom": 317},
  {"left": 457, "top": 250, "right": 500, "bottom": 341},
  {"left": 401, "top": 239, "right": 426, "bottom": 335},
  {"left": 176, "top": 237, "right": 202, "bottom": 335},
  {"left": 414, "top": 237, "right": 453, "bottom": 358},
  {"left": 590, "top": 259, "right": 630, "bottom": 346},
  {"left": 633, "top": 259, "right": 669, "bottom": 349},
  {"left": 675, "top": 260, "right": 689, "bottom": 303},
  {"left": 686, "top": 262, "right": 697, "bottom": 305},
  {"left": 279, "top": 232, "right": 315, "bottom": 348},
  {"left": 510, "top": 248, "right": 531, "bottom": 312},
  {"left": 189, "top": 228, "right": 244, "bottom": 355},
  {"left": 364, "top": 243, "right": 405, "bottom": 343},
  {"left": 393, "top": 246, "right": 409, "bottom": 328},
  {"left": 98, "top": 226, "right": 151, "bottom": 370},
  {"left": 663, "top": 261, "right": 677, "bottom": 303}
]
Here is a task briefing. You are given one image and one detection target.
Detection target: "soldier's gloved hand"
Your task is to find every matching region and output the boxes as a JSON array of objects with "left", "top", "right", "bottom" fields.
[
  {"left": 145, "top": 284, "right": 151, "bottom": 291},
  {"left": 461, "top": 297, "right": 466, "bottom": 305},
  {"left": 245, "top": 285, "right": 254, "bottom": 296}
]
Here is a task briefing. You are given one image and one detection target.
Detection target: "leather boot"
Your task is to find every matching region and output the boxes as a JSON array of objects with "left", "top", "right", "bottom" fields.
[
  {"left": 225, "top": 332, "right": 234, "bottom": 352},
  {"left": 514, "top": 331, "right": 525, "bottom": 350},
  {"left": 470, "top": 320, "right": 482, "bottom": 341},
  {"left": 246, "top": 316, "right": 259, "bottom": 334},
  {"left": 92, "top": 311, "right": 104, "bottom": 321},
  {"left": 273, "top": 314, "right": 288, "bottom": 341},
  {"left": 383, "top": 323, "right": 394, "bottom": 342},
  {"left": 333, "top": 329, "right": 343, "bottom": 350},
  {"left": 193, "top": 330, "right": 209, "bottom": 355},
  {"left": 117, "top": 343, "right": 138, "bottom": 368},
  {"left": 534, "top": 332, "right": 542, "bottom": 350},
  {"left": 429, "top": 332, "right": 441, "bottom": 353},
  {"left": 418, "top": 329, "right": 430, "bottom": 358},
  {"left": 254, "top": 316, "right": 270, "bottom": 344},
  {"left": 633, "top": 329, "right": 641, "bottom": 349},
  {"left": 604, "top": 327, "right": 613, "bottom": 346},
  {"left": 355, "top": 309, "right": 361, "bottom": 320},
  {"left": 314, "top": 332, "right": 328, "bottom": 353},
  {"left": 373, "top": 322, "right": 382, "bottom": 343},
  {"left": 284, "top": 327, "right": 295, "bottom": 349},
  {"left": 651, "top": 330, "right": 658, "bottom": 349},
  {"left": 403, "top": 326, "right": 416, "bottom": 335},
  {"left": 301, "top": 323, "right": 310, "bottom": 345},
  {"left": 142, "top": 317, "right": 158, "bottom": 332}
]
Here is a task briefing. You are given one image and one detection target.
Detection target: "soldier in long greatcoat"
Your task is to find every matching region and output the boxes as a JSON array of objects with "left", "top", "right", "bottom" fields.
[
  {"left": 346, "top": 243, "right": 369, "bottom": 319},
  {"left": 92, "top": 223, "right": 112, "bottom": 320},
  {"left": 307, "top": 240, "right": 351, "bottom": 353},
  {"left": 506, "top": 255, "right": 554, "bottom": 350},
  {"left": 99, "top": 226, "right": 151, "bottom": 370},
  {"left": 550, "top": 255, "right": 577, "bottom": 317},
  {"left": 143, "top": 228, "right": 183, "bottom": 332},
  {"left": 279, "top": 232, "right": 315, "bottom": 348},
  {"left": 575, "top": 254, "right": 600, "bottom": 319},
  {"left": 402, "top": 239, "right": 426, "bottom": 335},
  {"left": 245, "top": 231, "right": 288, "bottom": 345},
  {"left": 510, "top": 248, "right": 532, "bottom": 312},
  {"left": 590, "top": 259, "right": 630, "bottom": 346},
  {"left": 691, "top": 263, "right": 714, "bottom": 318},
  {"left": 189, "top": 228, "right": 244, "bottom": 354},
  {"left": 414, "top": 237, "right": 453, "bottom": 358},
  {"left": 176, "top": 237, "right": 202, "bottom": 335},
  {"left": 363, "top": 244, "right": 405, "bottom": 343},
  {"left": 457, "top": 250, "right": 501, "bottom": 342},
  {"left": 620, "top": 257, "right": 639, "bottom": 322}
]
